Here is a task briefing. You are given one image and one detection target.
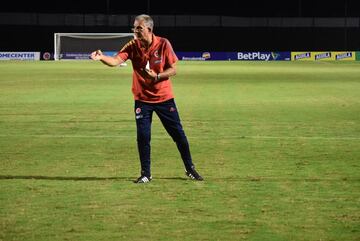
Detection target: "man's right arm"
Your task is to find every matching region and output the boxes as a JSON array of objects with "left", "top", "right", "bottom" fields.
[{"left": 90, "top": 50, "right": 124, "bottom": 67}]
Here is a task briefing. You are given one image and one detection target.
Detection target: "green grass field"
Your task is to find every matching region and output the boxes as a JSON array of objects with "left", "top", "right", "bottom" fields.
[{"left": 0, "top": 60, "right": 359, "bottom": 241}]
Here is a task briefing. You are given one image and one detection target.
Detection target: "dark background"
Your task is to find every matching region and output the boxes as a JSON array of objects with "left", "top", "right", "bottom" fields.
[{"left": 1, "top": 0, "right": 360, "bottom": 52}]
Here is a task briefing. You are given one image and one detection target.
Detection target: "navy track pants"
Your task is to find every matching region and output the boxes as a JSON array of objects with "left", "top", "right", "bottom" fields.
[{"left": 134, "top": 99, "right": 194, "bottom": 177}]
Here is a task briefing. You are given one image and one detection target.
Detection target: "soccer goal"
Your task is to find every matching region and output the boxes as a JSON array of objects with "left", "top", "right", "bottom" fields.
[{"left": 54, "top": 33, "right": 134, "bottom": 60}]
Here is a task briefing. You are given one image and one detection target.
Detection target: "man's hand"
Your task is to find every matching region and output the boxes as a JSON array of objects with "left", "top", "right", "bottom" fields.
[
  {"left": 144, "top": 68, "right": 158, "bottom": 82},
  {"left": 91, "top": 50, "right": 103, "bottom": 61},
  {"left": 90, "top": 50, "right": 123, "bottom": 67}
]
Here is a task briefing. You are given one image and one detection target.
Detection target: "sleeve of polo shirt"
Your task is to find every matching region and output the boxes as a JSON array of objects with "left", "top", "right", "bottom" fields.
[
  {"left": 164, "top": 39, "right": 178, "bottom": 65},
  {"left": 116, "top": 40, "right": 135, "bottom": 62}
]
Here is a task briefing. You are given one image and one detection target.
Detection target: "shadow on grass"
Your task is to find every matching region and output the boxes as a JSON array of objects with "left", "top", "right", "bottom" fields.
[
  {"left": 0, "top": 175, "right": 132, "bottom": 181},
  {"left": 0, "top": 175, "right": 188, "bottom": 182},
  {"left": 2, "top": 175, "right": 357, "bottom": 182}
]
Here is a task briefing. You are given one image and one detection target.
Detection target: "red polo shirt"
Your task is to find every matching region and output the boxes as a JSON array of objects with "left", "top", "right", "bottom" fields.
[{"left": 117, "top": 35, "right": 178, "bottom": 103}]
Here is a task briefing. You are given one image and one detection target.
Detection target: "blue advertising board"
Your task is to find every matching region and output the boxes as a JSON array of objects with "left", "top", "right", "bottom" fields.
[
  {"left": 61, "top": 51, "right": 118, "bottom": 60},
  {"left": 176, "top": 52, "right": 290, "bottom": 61},
  {"left": 61, "top": 52, "right": 90, "bottom": 60},
  {"left": 60, "top": 51, "right": 291, "bottom": 61}
]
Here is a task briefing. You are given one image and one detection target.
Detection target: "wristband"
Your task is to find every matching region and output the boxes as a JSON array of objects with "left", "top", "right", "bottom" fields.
[{"left": 157, "top": 73, "right": 160, "bottom": 81}]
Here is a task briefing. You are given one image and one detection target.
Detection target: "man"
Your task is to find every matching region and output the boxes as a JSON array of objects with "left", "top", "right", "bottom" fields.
[{"left": 90, "top": 14, "right": 203, "bottom": 183}]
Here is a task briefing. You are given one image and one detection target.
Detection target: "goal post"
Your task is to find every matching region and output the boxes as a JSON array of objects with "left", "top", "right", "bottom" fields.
[{"left": 54, "top": 33, "right": 134, "bottom": 60}]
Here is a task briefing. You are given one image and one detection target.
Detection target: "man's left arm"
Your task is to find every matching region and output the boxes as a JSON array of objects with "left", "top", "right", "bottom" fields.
[
  {"left": 157, "top": 63, "right": 177, "bottom": 82},
  {"left": 144, "top": 62, "right": 176, "bottom": 83}
]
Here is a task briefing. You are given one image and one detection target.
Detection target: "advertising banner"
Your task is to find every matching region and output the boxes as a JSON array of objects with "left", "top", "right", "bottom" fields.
[
  {"left": 291, "top": 52, "right": 313, "bottom": 61},
  {"left": 0, "top": 52, "right": 40, "bottom": 61},
  {"left": 292, "top": 51, "right": 356, "bottom": 61},
  {"left": 58, "top": 51, "right": 358, "bottom": 61},
  {"left": 237, "top": 52, "right": 290, "bottom": 61},
  {"left": 60, "top": 51, "right": 117, "bottom": 60},
  {"left": 313, "top": 52, "right": 334, "bottom": 61},
  {"left": 176, "top": 52, "right": 232, "bottom": 61},
  {"left": 332, "top": 52, "right": 355, "bottom": 61},
  {"left": 176, "top": 52, "right": 290, "bottom": 61},
  {"left": 61, "top": 52, "right": 90, "bottom": 60}
]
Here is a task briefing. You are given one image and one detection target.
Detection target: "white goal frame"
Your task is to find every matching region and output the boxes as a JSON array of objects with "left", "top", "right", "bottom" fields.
[{"left": 54, "top": 33, "right": 134, "bottom": 61}]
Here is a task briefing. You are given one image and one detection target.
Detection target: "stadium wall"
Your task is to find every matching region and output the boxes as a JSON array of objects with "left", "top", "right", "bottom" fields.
[
  {"left": 1, "top": 13, "right": 360, "bottom": 52},
  {"left": 1, "top": 25, "right": 360, "bottom": 53}
]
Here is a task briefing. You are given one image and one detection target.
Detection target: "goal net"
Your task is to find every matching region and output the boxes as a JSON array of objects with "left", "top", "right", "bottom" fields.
[{"left": 54, "top": 33, "right": 134, "bottom": 60}]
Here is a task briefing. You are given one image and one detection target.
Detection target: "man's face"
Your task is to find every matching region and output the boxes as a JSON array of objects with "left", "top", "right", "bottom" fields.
[{"left": 133, "top": 20, "right": 151, "bottom": 41}]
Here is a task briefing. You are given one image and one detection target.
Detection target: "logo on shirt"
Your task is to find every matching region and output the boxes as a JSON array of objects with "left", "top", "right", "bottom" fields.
[
  {"left": 154, "top": 50, "right": 159, "bottom": 58},
  {"left": 154, "top": 59, "right": 162, "bottom": 64}
]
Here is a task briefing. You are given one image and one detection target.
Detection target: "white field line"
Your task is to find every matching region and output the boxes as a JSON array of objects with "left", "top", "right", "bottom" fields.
[{"left": 0, "top": 134, "right": 359, "bottom": 140}]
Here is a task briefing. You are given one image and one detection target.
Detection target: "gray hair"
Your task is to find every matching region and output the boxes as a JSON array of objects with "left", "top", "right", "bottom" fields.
[{"left": 135, "top": 14, "right": 154, "bottom": 31}]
